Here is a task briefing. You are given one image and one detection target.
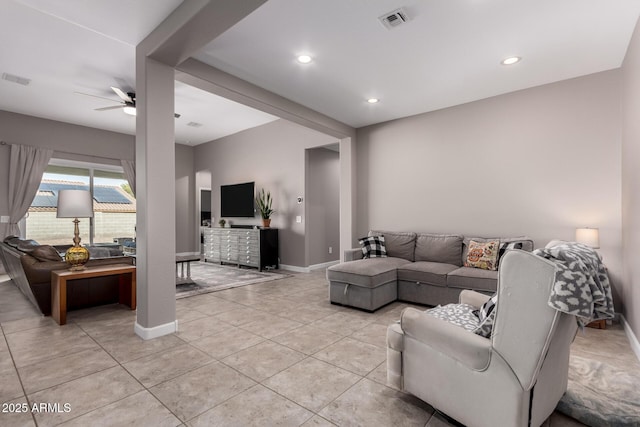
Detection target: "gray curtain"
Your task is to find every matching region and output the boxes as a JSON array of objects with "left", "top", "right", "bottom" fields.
[
  {"left": 6, "top": 144, "right": 53, "bottom": 238},
  {"left": 121, "top": 159, "right": 136, "bottom": 197}
]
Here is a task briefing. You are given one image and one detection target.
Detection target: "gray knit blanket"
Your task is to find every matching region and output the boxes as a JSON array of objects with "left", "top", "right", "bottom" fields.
[{"left": 533, "top": 242, "right": 614, "bottom": 326}]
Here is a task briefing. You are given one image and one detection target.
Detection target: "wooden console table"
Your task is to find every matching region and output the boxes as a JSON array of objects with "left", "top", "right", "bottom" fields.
[{"left": 51, "top": 264, "right": 136, "bottom": 325}]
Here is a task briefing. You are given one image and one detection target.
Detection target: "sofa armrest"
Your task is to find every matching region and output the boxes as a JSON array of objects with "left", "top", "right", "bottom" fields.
[
  {"left": 400, "top": 307, "right": 492, "bottom": 371},
  {"left": 344, "top": 248, "right": 363, "bottom": 262},
  {"left": 459, "top": 290, "right": 491, "bottom": 309}
]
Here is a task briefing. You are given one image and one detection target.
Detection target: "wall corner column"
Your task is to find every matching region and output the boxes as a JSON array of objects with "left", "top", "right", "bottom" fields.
[
  {"left": 339, "top": 136, "right": 356, "bottom": 260},
  {"left": 134, "top": 54, "right": 177, "bottom": 339}
]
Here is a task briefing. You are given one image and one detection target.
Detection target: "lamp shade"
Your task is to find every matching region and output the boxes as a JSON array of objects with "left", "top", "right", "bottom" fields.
[
  {"left": 576, "top": 228, "right": 599, "bottom": 248},
  {"left": 56, "top": 190, "right": 94, "bottom": 218}
]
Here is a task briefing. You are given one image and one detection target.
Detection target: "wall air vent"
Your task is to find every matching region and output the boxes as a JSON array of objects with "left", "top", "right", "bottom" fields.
[
  {"left": 2, "top": 72, "right": 31, "bottom": 86},
  {"left": 378, "top": 8, "right": 409, "bottom": 30}
]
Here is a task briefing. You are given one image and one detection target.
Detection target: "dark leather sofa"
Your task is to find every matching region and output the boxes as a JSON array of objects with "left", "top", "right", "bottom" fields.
[{"left": 1, "top": 236, "right": 134, "bottom": 315}]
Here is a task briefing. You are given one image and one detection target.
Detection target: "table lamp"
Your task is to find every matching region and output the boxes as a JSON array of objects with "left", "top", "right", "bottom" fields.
[
  {"left": 56, "top": 189, "right": 94, "bottom": 270},
  {"left": 575, "top": 227, "right": 600, "bottom": 249}
]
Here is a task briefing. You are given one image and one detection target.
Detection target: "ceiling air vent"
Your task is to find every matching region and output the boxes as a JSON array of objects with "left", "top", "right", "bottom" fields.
[
  {"left": 2, "top": 72, "right": 31, "bottom": 86},
  {"left": 187, "top": 121, "right": 203, "bottom": 128},
  {"left": 378, "top": 8, "right": 409, "bottom": 30}
]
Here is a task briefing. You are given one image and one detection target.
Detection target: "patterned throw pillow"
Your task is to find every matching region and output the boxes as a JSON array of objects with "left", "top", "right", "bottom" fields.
[
  {"left": 464, "top": 239, "right": 499, "bottom": 270},
  {"left": 358, "top": 235, "right": 387, "bottom": 259},
  {"left": 426, "top": 303, "right": 480, "bottom": 331},
  {"left": 473, "top": 293, "right": 498, "bottom": 338}
]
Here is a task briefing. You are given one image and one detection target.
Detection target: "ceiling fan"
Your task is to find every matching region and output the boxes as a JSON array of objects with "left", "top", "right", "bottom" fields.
[{"left": 78, "top": 87, "right": 181, "bottom": 118}]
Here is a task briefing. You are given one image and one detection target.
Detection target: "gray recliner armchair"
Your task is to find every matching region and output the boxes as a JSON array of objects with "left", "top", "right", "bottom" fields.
[{"left": 387, "top": 250, "right": 579, "bottom": 427}]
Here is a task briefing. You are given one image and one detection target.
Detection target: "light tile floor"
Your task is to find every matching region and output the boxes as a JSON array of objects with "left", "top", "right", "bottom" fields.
[{"left": 0, "top": 270, "right": 638, "bottom": 426}]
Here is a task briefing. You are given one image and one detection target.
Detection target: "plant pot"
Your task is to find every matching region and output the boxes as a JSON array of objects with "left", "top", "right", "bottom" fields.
[{"left": 262, "top": 218, "right": 271, "bottom": 228}]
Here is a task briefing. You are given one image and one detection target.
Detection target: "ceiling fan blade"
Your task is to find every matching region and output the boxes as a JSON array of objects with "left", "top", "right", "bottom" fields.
[
  {"left": 111, "top": 86, "right": 132, "bottom": 103},
  {"left": 95, "top": 105, "right": 124, "bottom": 111},
  {"left": 75, "top": 91, "right": 120, "bottom": 103}
]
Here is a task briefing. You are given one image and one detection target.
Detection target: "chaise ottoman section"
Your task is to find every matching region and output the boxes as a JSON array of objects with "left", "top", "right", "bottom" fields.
[{"left": 327, "top": 257, "right": 411, "bottom": 311}]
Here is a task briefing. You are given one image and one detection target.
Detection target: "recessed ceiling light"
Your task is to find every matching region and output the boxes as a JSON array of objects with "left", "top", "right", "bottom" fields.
[
  {"left": 297, "top": 55, "right": 312, "bottom": 64},
  {"left": 367, "top": 98, "right": 380, "bottom": 104},
  {"left": 501, "top": 56, "right": 521, "bottom": 66}
]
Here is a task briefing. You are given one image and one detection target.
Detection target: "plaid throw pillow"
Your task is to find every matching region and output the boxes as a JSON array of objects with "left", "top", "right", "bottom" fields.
[
  {"left": 497, "top": 241, "right": 524, "bottom": 267},
  {"left": 473, "top": 293, "right": 498, "bottom": 338},
  {"left": 358, "top": 235, "right": 387, "bottom": 259}
]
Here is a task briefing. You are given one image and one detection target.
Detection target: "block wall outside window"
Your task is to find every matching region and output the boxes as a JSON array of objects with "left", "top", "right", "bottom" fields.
[{"left": 26, "top": 211, "right": 136, "bottom": 245}]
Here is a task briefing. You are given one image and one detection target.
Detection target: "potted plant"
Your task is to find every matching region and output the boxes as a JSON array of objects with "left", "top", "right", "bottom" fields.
[
  {"left": 256, "top": 188, "right": 274, "bottom": 228},
  {"left": 218, "top": 218, "right": 226, "bottom": 228}
]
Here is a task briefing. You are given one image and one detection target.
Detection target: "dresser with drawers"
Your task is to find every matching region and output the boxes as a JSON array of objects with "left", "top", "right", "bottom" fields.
[{"left": 202, "top": 227, "right": 279, "bottom": 271}]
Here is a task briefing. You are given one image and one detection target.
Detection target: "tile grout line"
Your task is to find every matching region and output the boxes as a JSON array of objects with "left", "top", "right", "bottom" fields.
[
  {"left": 0, "top": 323, "right": 39, "bottom": 426},
  {"left": 68, "top": 318, "right": 187, "bottom": 425}
]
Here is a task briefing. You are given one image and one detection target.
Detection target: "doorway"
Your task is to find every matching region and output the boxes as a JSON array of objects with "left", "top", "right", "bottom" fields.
[{"left": 305, "top": 144, "right": 340, "bottom": 267}]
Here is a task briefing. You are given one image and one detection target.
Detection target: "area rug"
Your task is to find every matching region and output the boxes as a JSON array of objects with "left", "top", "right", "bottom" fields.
[
  {"left": 556, "top": 355, "right": 640, "bottom": 426},
  {"left": 175, "top": 261, "right": 290, "bottom": 299}
]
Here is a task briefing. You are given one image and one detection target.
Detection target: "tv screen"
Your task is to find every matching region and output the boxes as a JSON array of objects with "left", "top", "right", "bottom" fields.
[{"left": 221, "top": 182, "right": 255, "bottom": 217}]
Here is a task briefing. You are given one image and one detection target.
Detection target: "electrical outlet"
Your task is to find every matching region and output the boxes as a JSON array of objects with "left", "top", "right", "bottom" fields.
[
  {"left": 329, "top": 246, "right": 333, "bottom": 254},
  {"left": 295, "top": 216, "right": 302, "bottom": 223}
]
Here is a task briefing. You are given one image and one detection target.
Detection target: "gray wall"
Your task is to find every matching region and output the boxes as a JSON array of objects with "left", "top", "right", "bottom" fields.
[
  {"left": 306, "top": 147, "right": 340, "bottom": 266},
  {"left": 175, "top": 144, "right": 196, "bottom": 253},
  {"left": 356, "top": 70, "right": 623, "bottom": 310},
  {"left": 622, "top": 17, "right": 640, "bottom": 342},
  {"left": 194, "top": 119, "right": 337, "bottom": 268}
]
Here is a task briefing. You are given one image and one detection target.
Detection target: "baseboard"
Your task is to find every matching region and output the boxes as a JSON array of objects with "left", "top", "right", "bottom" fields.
[
  {"left": 309, "top": 260, "right": 339, "bottom": 270},
  {"left": 620, "top": 314, "right": 640, "bottom": 363},
  {"left": 134, "top": 320, "right": 179, "bottom": 340},
  {"left": 279, "top": 260, "right": 339, "bottom": 273},
  {"left": 279, "top": 264, "right": 310, "bottom": 273},
  {"left": 176, "top": 251, "right": 200, "bottom": 257}
]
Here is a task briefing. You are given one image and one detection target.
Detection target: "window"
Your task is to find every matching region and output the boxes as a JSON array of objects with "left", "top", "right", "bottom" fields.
[{"left": 25, "top": 159, "right": 136, "bottom": 246}]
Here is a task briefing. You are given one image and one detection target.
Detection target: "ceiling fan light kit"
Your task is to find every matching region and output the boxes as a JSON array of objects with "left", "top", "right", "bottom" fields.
[
  {"left": 79, "top": 86, "right": 180, "bottom": 118},
  {"left": 123, "top": 106, "right": 136, "bottom": 116}
]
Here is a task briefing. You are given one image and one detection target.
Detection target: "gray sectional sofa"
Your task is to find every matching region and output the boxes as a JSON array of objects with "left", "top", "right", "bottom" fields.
[{"left": 327, "top": 230, "right": 533, "bottom": 311}]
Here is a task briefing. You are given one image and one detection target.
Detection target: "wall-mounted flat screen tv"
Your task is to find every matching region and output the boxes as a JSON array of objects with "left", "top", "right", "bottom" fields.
[{"left": 221, "top": 182, "right": 255, "bottom": 217}]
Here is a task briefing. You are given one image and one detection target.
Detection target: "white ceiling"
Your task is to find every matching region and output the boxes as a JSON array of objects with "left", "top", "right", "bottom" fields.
[
  {"left": 0, "top": 0, "right": 278, "bottom": 146},
  {"left": 198, "top": 0, "right": 640, "bottom": 128},
  {"left": 1, "top": 0, "right": 639, "bottom": 145}
]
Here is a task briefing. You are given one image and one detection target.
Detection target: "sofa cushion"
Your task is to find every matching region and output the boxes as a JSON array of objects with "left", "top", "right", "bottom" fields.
[
  {"left": 464, "top": 240, "right": 499, "bottom": 271},
  {"left": 447, "top": 266, "right": 498, "bottom": 292},
  {"left": 16, "top": 239, "right": 40, "bottom": 252},
  {"left": 87, "top": 246, "right": 124, "bottom": 259},
  {"left": 397, "top": 261, "right": 459, "bottom": 287},
  {"left": 415, "top": 233, "right": 463, "bottom": 266},
  {"left": 462, "top": 236, "right": 534, "bottom": 265},
  {"left": 3, "top": 236, "right": 22, "bottom": 247},
  {"left": 369, "top": 230, "right": 416, "bottom": 261},
  {"left": 30, "top": 245, "right": 63, "bottom": 262},
  {"left": 358, "top": 235, "right": 387, "bottom": 259},
  {"left": 327, "top": 257, "right": 410, "bottom": 288}
]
